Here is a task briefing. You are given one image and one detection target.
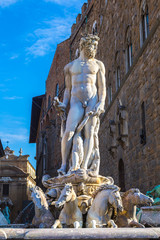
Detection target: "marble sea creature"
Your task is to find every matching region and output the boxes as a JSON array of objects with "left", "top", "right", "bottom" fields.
[
  {"left": 86, "top": 184, "right": 123, "bottom": 228},
  {"left": 116, "top": 188, "right": 154, "bottom": 228},
  {"left": 52, "top": 183, "right": 82, "bottom": 228},
  {"left": 30, "top": 186, "right": 55, "bottom": 228}
]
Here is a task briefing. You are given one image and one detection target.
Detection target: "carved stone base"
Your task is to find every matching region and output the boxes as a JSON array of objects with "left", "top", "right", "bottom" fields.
[
  {"left": 137, "top": 206, "right": 160, "bottom": 227},
  {"left": 42, "top": 169, "right": 114, "bottom": 187},
  {"left": 42, "top": 170, "right": 114, "bottom": 216}
]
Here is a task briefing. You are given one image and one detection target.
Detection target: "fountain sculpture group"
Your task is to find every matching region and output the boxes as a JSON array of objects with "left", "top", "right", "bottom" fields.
[{"left": 30, "top": 34, "right": 153, "bottom": 229}]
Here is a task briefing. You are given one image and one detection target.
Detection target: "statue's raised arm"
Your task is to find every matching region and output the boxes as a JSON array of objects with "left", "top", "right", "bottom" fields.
[{"left": 62, "top": 63, "right": 72, "bottom": 108}]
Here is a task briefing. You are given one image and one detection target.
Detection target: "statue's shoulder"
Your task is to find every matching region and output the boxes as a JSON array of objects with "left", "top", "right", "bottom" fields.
[
  {"left": 95, "top": 59, "right": 105, "bottom": 73},
  {"left": 64, "top": 60, "right": 75, "bottom": 73},
  {"left": 95, "top": 59, "right": 105, "bottom": 68}
]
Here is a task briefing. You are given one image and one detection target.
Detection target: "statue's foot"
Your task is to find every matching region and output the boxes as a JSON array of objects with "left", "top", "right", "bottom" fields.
[
  {"left": 57, "top": 166, "right": 66, "bottom": 176},
  {"left": 87, "top": 169, "right": 98, "bottom": 177}
]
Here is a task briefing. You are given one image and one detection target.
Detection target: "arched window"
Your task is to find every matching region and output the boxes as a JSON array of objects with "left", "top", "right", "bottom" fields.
[
  {"left": 116, "top": 67, "right": 120, "bottom": 91},
  {"left": 140, "top": 5, "right": 149, "bottom": 47},
  {"left": 92, "top": 20, "right": 97, "bottom": 35},
  {"left": 115, "top": 51, "right": 121, "bottom": 91},
  {"left": 108, "top": 71, "right": 112, "bottom": 105},
  {"left": 55, "top": 83, "right": 59, "bottom": 97},
  {"left": 108, "top": 84, "right": 112, "bottom": 105},
  {"left": 46, "top": 114, "right": 49, "bottom": 125},
  {"left": 125, "top": 26, "right": 133, "bottom": 73},
  {"left": 48, "top": 95, "right": 51, "bottom": 110},
  {"left": 118, "top": 159, "right": 125, "bottom": 192},
  {"left": 140, "top": 101, "right": 146, "bottom": 145},
  {"left": 100, "top": 15, "right": 103, "bottom": 26}
]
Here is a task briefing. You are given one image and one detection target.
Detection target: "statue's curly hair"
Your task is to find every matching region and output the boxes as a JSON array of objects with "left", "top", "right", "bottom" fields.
[{"left": 80, "top": 34, "right": 100, "bottom": 51}]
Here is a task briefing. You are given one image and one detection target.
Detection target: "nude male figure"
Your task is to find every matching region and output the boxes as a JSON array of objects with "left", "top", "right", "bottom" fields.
[{"left": 57, "top": 34, "right": 106, "bottom": 175}]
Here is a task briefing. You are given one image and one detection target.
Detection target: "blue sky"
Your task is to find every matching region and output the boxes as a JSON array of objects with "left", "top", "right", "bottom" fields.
[{"left": 0, "top": 0, "right": 85, "bottom": 168}]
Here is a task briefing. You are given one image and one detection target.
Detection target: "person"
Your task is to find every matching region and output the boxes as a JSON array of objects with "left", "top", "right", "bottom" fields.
[{"left": 56, "top": 34, "right": 106, "bottom": 175}]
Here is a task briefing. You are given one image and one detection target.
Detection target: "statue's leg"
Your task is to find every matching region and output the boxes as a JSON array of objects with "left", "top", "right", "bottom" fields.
[
  {"left": 81, "top": 96, "right": 98, "bottom": 170},
  {"left": 51, "top": 219, "right": 62, "bottom": 228},
  {"left": 82, "top": 115, "right": 97, "bottom": 170},
  {"left": 73, "top": 221, "right": 80, "bottom": 228},
  {"left": 129, "top": 220, "right": 145, "bottom": 228},
  {"left": 59, "top": 101, "right": 84, "bottom": 174},
  {"left": 71, "top": 133, "right": 83, "bottom": 171},
  {"left": 91, "top": 220, "right": 97, "bottom": 228},
  {"left": 88, "top": 118, "right": 100, "bottom": 175},
  {"left": 108, "top": 220, "right": 117, "bottom": 228}
]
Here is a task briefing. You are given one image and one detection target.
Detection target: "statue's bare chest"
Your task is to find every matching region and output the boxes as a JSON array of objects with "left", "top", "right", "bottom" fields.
[{"left": 70, "top": 60, "right": 99, "bottom": 75}]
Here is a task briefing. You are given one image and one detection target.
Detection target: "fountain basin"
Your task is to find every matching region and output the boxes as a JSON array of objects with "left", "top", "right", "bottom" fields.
[{"left": 0, "top": 228, "right": 160, "bottom": 240}]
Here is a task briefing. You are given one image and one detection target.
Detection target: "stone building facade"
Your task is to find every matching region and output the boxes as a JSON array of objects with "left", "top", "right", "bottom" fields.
[
  {"left": 30, "top": 0, "right": 160, "bottom": 192},
  {"left": 0, "top": 146, "right": 36, "bottom": 222}
]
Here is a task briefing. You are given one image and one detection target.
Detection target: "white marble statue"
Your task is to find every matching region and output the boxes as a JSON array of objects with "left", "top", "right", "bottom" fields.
[
  {"left": 55, "top": 34, "right": 106, "bottom": 176},
  {"left": 116, "top": 188, "right": 153, "bottom": 228},
  {"left": 30, "top": 186, "right": 55, "bottom": 228},
  {"left": 86, "top": 184, "right": 123, "bottom": 228},
  {"left": 52, "top": 183, "right": 82, "bottom": 228}
]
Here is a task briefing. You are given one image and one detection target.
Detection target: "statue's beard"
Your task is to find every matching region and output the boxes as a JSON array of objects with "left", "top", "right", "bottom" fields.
[{"left": 84, "top": 48, "right": 96, "bottom": 59}]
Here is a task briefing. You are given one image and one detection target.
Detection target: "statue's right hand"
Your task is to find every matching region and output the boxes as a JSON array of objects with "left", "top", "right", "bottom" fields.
[{"left": 54, "top": 97, "right": 66, "bottom": 112}]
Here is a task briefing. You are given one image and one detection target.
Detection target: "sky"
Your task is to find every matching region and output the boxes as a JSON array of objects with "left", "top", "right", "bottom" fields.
[{"left": 0, "top": 0, "right": 85, "bottom": 169}]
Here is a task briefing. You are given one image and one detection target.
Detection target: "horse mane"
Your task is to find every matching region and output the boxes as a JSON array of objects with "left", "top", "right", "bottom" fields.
[
  {"left": 92, "top": 184, "right": 120, "bottom": 198},
  {"left": 31, "top": 186, "right": 49, "bottom": 209},
  {"left": 121, "top": 188, "right": 140, "bottom": 199}
]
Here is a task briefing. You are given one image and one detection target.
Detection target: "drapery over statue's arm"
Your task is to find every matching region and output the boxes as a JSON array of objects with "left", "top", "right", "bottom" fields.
[{"left": 93, "top": 61, "right": 106, "bottom": 116}]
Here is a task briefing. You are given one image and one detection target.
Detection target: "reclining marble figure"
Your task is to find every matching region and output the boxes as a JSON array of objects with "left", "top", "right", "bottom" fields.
[{"left": 54, "top": 34, "right": 106, "bottom": 176}]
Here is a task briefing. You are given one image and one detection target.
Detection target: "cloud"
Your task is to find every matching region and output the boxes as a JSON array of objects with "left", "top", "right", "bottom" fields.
[
  {"left": 0, "top": 129, "right": 28, "bottom": 143},
  {"left": 0, "top": 115, "right": 27, "bottom": 144},
  {"left": 0, "top": 84, "right": 9, "bottom": 92},
  {"left": 0, "top": 114, "right": 25, "bottom": 125},
  {"left": 3, "top": 96, "right": 23, "bottom": 100},
  {"left": 0, "top": 0, "right": 19, "bottom": 8},
  {"left": 26, "top": 17, "right": 73, "bottom": 57},
  {"left": 10, "top": 54, "right": 19, "bottom": 60},
  {"left": 44, "top": 0, "right": 85, "bottom": 7}
]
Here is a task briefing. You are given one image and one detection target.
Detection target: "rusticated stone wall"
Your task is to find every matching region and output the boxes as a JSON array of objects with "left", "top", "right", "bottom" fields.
[{"left": 99, "top": 23, "right": 160, "bottom": 192}]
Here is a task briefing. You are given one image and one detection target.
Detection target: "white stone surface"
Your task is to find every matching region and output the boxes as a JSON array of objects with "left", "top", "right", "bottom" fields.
[
  {"left": 0, "top": 212, "right": 8, "bottom": 226},
  {"left": 0, "top": 228, "right": 160, "bottom": 239}
]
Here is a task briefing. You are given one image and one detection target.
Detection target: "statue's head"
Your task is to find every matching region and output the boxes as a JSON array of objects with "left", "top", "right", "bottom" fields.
[{"left": 80, "top": 34, "right": 100, "bottom": 59}]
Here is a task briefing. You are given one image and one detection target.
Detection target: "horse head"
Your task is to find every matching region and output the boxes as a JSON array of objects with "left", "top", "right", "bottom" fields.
[
  {"left": 123, "top": 188, "right": 154, "bottom": 206},
  {"left": 109, "top": 187, "right": 123, "bottom": 214},
  {"left": 30, "top": 186, "right": 48, "bottom": 209},
  {"left": 55, "top": 183, "right": 74, "bottom": 208}
]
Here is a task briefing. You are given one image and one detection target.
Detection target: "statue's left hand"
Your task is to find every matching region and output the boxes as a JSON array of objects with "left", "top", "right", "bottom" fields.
[{"left": 93, "top": 102, "right": 105, "bottom": 116}]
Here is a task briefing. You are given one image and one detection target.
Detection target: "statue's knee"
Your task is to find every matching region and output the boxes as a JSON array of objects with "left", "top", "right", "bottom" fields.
[{"left": 65, "top": 131, "right": 74, "bottom": 141}]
